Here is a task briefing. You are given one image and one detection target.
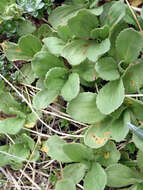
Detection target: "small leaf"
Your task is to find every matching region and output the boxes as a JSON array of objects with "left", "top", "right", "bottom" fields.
[
  {"left": 43, "top": 37, "right": 65, "bottom": 56},
  {"left": 95, "top": 141, "right": 120, "bottom": 166},
  {"left": 57, "top": 25, "right": 73, "bottom": 42},
  {"left": 96, "top": 79, "right": 125, "bottom": 114},
  {"left": 17, "top": 63, "right": 36, "bottom": 85},
  {"left": 106, "top": 164, "right": 143, "bottom": 187},
  {"left": 63, "top": 163, "right": 86, "bottom": 184},
  {"left": 44, "top": 67, "right": 68, "bottom": 91},
  {"left": 133, "top": 126, "right": 143, "bottom": 151},
  {"left": 67, "top": 92, "right": 105, "bottom": 124},
  {"left": 33, "top": 89, "right": 59, "bottom": 109},
  {"left": 17, "top": 20, "right": 36, "bottom": 36},
  {"left": 20, "top": 133, "right": 35, "bottom": 151},
  {"left": 32, "top": 50, "right": 65, "bottom": 78},
  {"left": 18, "top": 34, "right": 42, "bottom": 57},
  {"left": 90, "top": 25, "right": 109, "bottom": 40},
  {"left": 55, "top": 179, "right": 76, "bottom": 190},
  {"left": 72, "top": 59, "right": 96, "bottom": 82},
  {"left": 108, "top": 0, "right": 126, "bottom": 28},
  {"left": 0, "top": 145, "right": 10, "bottom": 166},
  {"left": 123, "top": 63, "right": 143, "bottom": 93},
  {"left": 42, "top": 136, "right": 72, "bottom": 163},
  {"left": 63, "top": 143, "right": 94, "bottom": 162},
  {"left": 96, "top": 57, "right": 120, "bottom": 81},
  {"left": 84, "top": 162, "right": 107, "bottom": 190},
  {"left": 61, "top": 73, "right": 80, "bottom": 101},
  {"left": 125, "top": 97, "right": 143, "bottom": 121},
  {"left": 0, "top": 117, "right": 25, "bottom": 135},
  {"left": 68, "top": 9, "right": 98, "bottom": 38},
  {"left": 116, "top": 28, "right": 143, "bottom": 63},
  {"left": 84, "top": 121, "right": 111, "bottom": 148}
]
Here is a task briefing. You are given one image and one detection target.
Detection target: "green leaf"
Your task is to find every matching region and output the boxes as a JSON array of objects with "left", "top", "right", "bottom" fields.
[
  {"left": 17, "top": 20, "right": 36, "bottom": 36},
  {"left": 84, "top": 121, "right": 111, "bottom": 148},
  {"left": 43, "top": 37, "right": 65, "bottom": 56},
  {"left": 35, "top": 24, "right": 56, "bottom": 39},
  {"left": 108, "top": 111, "right": 130, "bottom": 142},
  {"left": 33, "top": 89, "right": 59, "bottom": 109},
  {"left": 32, "top": 50, "right": 65, "bottom": 78},
  {"left": 116, "top": 28, "right": 143, "bottom": 63},
  {"left": 67, "top": 92, "right": 105, "bottom": 124},
  {"left": 45, "top": 67, "right": 68, "bottom": 91},
  {"left": 0, "top": 92, "right": 21, "bottom": 115},
  {"left": 18, "top": 34, "right": 42, "bottom": 57},
  {"left": 106, "top": 164, "right": 143, "bottom": 187},
  {"left": 68, "top": 9, "right": 98, "bottom": 38},
  {"left": 61, "top": 73, "right": 80, "bottom": 101},
  {"left": 20, "top": 133, "right": 35, "bottom": 151},
  {"left": 0, "top": 145, "right": 10, "bottom": 166},
  {"left": 95, "top": 57, "right": 120, "bottom": 81},
  {"left": 90, "top": 25, "right": 109, "bottom": 40},
  {"left": 133, "top": 126, "right": 143, "bottom": 151},
  {"left": 125, "top": 97, "right": 143, "bottom": 121},
  {"left": 43, "top": 136, "right": 72, "bottom": 163},
  {"left": 57, "top": 25, "right": 73, "bottom": 42},
  {"left": 95, "top": 141, "right": 120, "bottom": 166},
  {"left": 9, "top": 143, "right": 30, "bottom": 163},
  {"left": 63, "top": 163, "right": 86, "bottom": 184},
  {"left": 96, "top": 79, "right": 125, "bottom": 114},
  {"left": 72, "top": 59, "right": 96, "bottom": 82},
  {"left": 17, "top": 63, "right": 36, "bottom": 85},
  {"left": 48, "top": 5, "right": 84, "bottom": 29},
  {"left": 55, "top": 179, "right": 76, "bottom": 190},
  {"left": 63, "top": 143, "right": 94, "bottom": 162},
  {"left": 0, "top": 117, "right": 25, "bottom": 135},
  {"left": 123, "top": 63, "right": 143, "bottom": 93},
  {"left": 84, "top": 162, "right": 107, "bottom": 190},
  {"left": 62, "top": 38, "right": 110, "bottom": 65},
  {"left": 141, "top": 7, "right": 143, "bottom": 19},
  {"left": 2, "top": 42, "right": 32, "bottom": 61},
  {"left": 108, "top": 0, "right": 126, "bottom": 28}
]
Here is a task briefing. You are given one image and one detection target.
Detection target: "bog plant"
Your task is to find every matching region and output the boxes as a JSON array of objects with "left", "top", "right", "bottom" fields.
[{"left": 1, "top": 0, "right": 143, "bottom": 189}]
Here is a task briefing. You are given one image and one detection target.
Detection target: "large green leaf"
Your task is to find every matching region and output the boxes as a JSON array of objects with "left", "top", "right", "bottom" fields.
[
  {"left": 84, "top": 162, "right": 107, "bottom": 190},
  {"left": 84, "top": 120, "right": 111, "bottom": 148},
  {"left": 57, "top": 25, "right": 73, "bottom": 42},
  {"left": 17, "top": 20, "right": 36, "bottom": 36},
  {"left": 96, "top": 57, "right": 120, "bottom": 81},
  {"left": 18, "top": 34, "right": 42, "bottom": 57},
  {"left": 43, "top": 136, "right": 72, "bottom": 163},
  {"left": 61, "top": 73, "right": 80, "bottom": 101},
  {"left": 68, "top": 9, "right": 98, "bottom": 38},
  {"left": 67, "top": 92, "right": 105, "bottom": 124},
  {"left": 108, "top": 0, "right": 126, "bottom": 28},
  {"left": 0, "top": 117, "right": 25, "bottom": 135},
  {"left": 72, "top": 59, "right": 96, "bottom": 82},
  {"left": 62, "top": 38, "right": 110, "bottom": 65},
  {"left": 55, "top": 179, "right": 76, "bottom": 190},
  {"left": 63, "top": 143, "right": 94, "bottom": 162},
  {"left": 123, "top": 63, "right": 143, "bottom": 93},
  {"left": 33, "top": 88, "right": 59, "bottom": 109},
  {"left": 44, "top": 67, "right": 68, "bottom": 91},
  {"left": 43, "top": 37, "right": 65, "bottom": 56},
  {"left": 116, "top": 28, "right": 143, "bottom": 63},
  {"left": 96, "top": 79, "right": 125, "bottom": 114},
  {"left": 48, "top": 5, "right": 84, "bottom": 29},
  {"left": 63, "top": 163, "right": 86, "bottom": 184},
  {"left": 106, "top": 164, "right": 143, "bottom": 187},
  {"left": 95, "top": 141, "right": 120, "bottom": 166},
  {"left": 32, "top": 50, "right": 65, "bottom": 78}
]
